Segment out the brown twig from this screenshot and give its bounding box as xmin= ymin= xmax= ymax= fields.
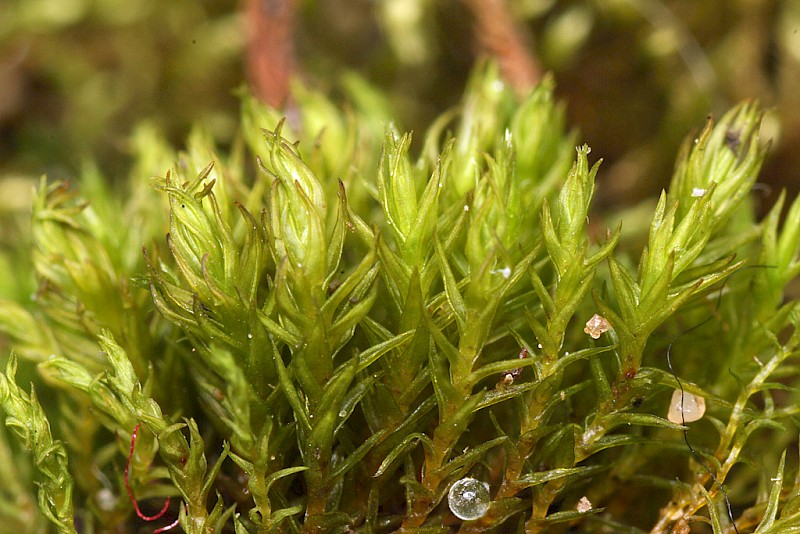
xmin=461 ymin=0 xmax=540 ymax=94
xmin=243 ymin=0 xmax=296 ymax=108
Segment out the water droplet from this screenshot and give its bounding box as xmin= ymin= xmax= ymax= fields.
xmin=448 ymin=477 xmax=490 ymax=521
xmin=338 ymin=408 xmax=347 ymax=418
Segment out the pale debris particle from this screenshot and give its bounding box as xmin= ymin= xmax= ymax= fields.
xmin=691 ymin=187 xmax=706 ymax=197
xmin=584 ymin=313 xmax=611 ymax=339
xmin=576 ymin=496 xmax=592 ymax=513
xmin=497 ymin=348 xmax=528 ymax=388
xmin=667 ymin=389 xmax=706 ymax=424
xmin=491 ymin=265 xmax=512 ymax=279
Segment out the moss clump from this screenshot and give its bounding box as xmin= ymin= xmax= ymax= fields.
xmin=1 ymin=62 xmax=799 ymax=533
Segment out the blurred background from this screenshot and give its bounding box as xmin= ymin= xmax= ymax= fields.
xmin=1 ymin=0 xmax=798 ymax=276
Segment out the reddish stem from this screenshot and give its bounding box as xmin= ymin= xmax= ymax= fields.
xmin=125 ymin=424 xmax=172 ymax=522
xmin=461 ymin=0 xmax=540 ymax=94
xmin=243 ymin=0 xmax=296 ymax=108
xmin=153 ymin=517 xmax=181 ymax=534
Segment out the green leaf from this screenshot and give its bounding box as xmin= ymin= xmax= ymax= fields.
xmin=435 ymin=236 xmax=467 ymax=330
xmin=464 ymin=355 xmax=538 ymax=388
xmin=517 ymin=465 xmax=602 ymax=489
xmin=264 ymin=466 xmax=309 ymax=494
xmin=375 ymin=433 xmax=435 ymax=478
xmin=596 ymin=412 xmax=687 ymax=433
xmin=271 ymin=339 xmax=311 ymax=435
xmin=329 ymin=429 xmax=387 ymax=480
xmin=377 ymin=129 xmax=417 ymax=244
xmin=584 ymin=434 xmax=653 ymax=455
xmin=590 ymin=355 xmax=612 ymax=403
xmin=0 ymin=356 xmax=76 ymax=533
xmin=607 ymin=256 xmax=639 ymax=324
xmin=698 ymin=484 xmax=725 ymax=534
xmin=434 ymin=437 xmax=506 ymax=480
xmin=756 ymin=450 xmax=787 ymax=532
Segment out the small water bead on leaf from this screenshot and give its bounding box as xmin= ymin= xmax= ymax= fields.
xmin=448 ymin=477 xmax=490 ymax=521
xmin=584 ymin=313 xmax=611 ymax=339
xmin=667 ymin=389 xmax=706 ymax=423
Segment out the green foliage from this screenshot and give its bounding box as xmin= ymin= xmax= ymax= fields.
xmin=0 ymin=357 xmax=74 ymax=533
xmin=2 ymin=62 xmax=800 ymax=534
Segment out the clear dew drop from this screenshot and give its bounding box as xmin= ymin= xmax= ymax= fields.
xmin=448 ymin=477 xmax=490 ymax=521
xmin=667 ymin=389 xmax=706 ymax=423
